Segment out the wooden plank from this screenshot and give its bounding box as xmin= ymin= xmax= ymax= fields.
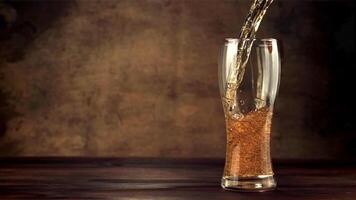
xmin=0 ymin=158 xmax=355 ymax=199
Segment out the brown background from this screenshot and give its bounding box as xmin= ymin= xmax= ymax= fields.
xmin=0 ymin=0 xmax=355 ymax=159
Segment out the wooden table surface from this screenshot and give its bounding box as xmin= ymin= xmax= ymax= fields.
xmin=0 ymin=158 xmax=355 ymax=200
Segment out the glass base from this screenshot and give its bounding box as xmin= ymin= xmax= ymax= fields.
xmin=221 ymin=175 xmax=276 ymax=192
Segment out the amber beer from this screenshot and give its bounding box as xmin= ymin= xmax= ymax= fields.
xmin=223 ymin=107 xmax=273 ymax=177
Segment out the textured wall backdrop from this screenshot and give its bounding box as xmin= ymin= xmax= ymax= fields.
xmin=0 ymin=0 xmax=355 ymax=159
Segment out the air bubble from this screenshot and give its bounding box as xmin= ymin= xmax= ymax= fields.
xmin=239 ymin=100 xmax=245 ymax=105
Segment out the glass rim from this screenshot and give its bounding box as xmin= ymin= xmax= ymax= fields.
xmin=224 ymin=38 xmax=277 ymax=43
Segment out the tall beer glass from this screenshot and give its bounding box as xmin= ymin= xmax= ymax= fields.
xmin=219 ymin=38 xmax=281 ymax=191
